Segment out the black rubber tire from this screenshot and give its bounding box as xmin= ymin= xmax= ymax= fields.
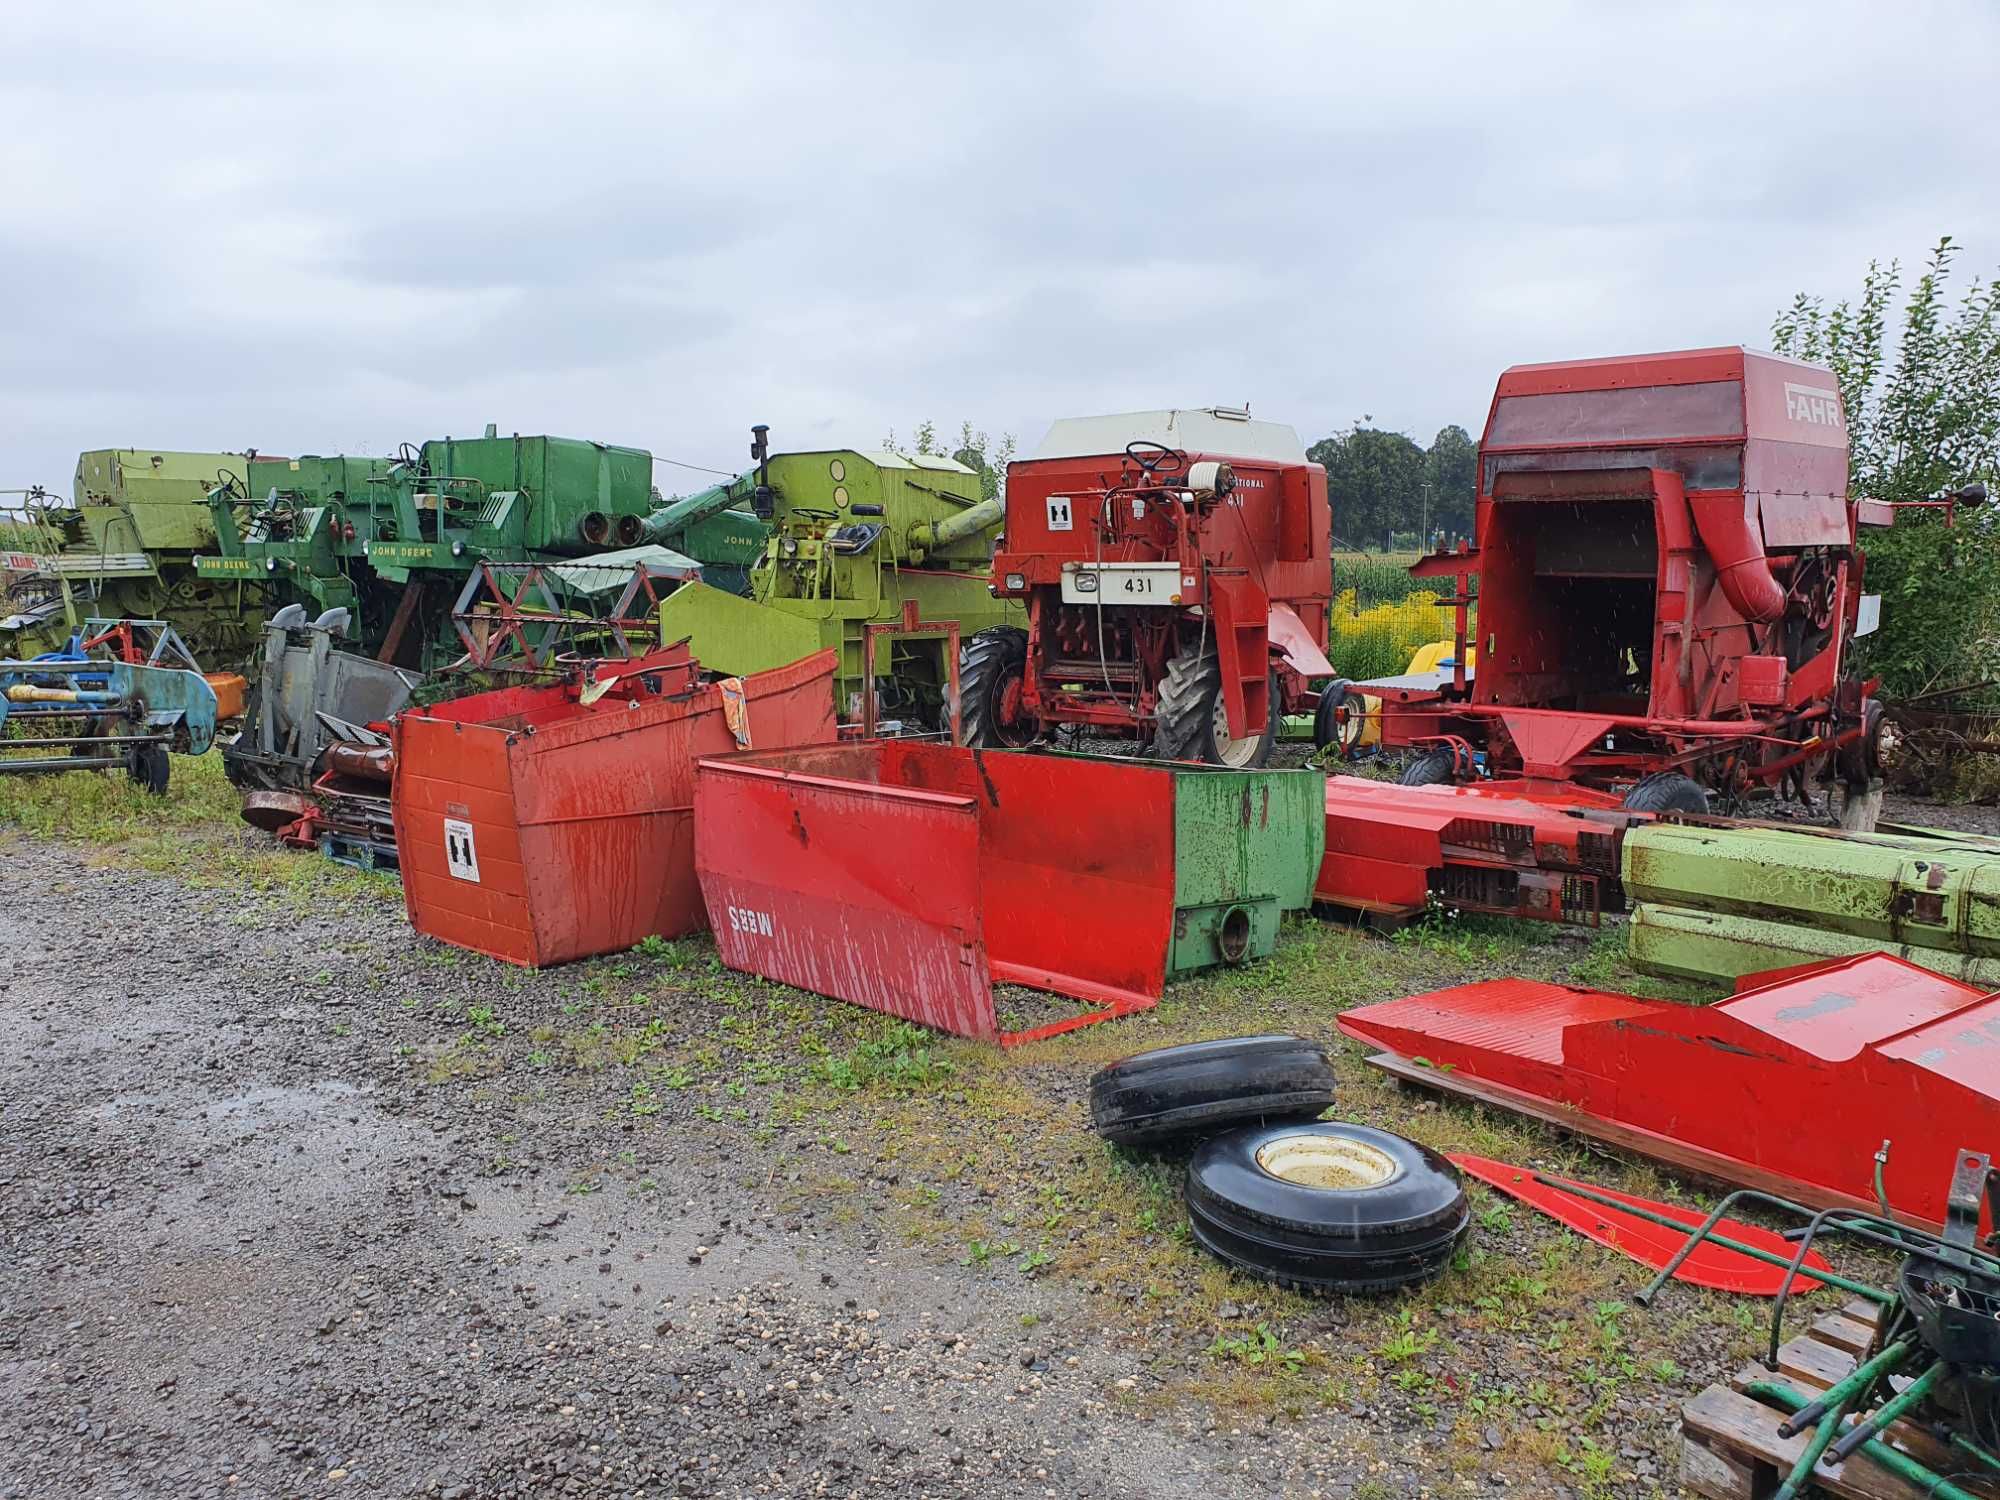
xmin=958 ymin=626 xmax=1035 ymax=748
xmin=1398 ymin=748 xmax=1457 ymax=786
xmin=126 ymin=743 xmax=171 ymax=796
xmin=1621 ymin=771 xmax=1709 ymax=814
xmin=1184 ymin=1121 xmax=1470 ymax=1294
xmin=1836 ymin=698 xmax=1887 ymax=788
xmin=1089 ymin=1035 xmax=1336 ymax=1147
xmin=1152 ymin=649 xmax=1275 ymax=768
xmin=1311 ymin=679 xmax=1355 ymax=756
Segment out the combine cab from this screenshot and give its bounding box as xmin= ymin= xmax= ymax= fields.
xmin=963 ymin=408 xmax=1333 ymax=766
xmin=1373 ymin=348 xmax=1894 ymax=819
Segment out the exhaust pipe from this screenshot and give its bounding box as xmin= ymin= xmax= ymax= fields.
xmin=580 ymin=511 xmax=611 ymax=547
xmin=614 ymin=514 xmax=643 ymax=547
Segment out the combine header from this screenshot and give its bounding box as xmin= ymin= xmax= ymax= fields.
xmin=963 ymin=408 xmax=1333 ymax=766
xmin=1373 ymin=349 xmax=1894 ymax=821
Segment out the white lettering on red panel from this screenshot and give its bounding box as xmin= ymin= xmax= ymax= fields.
xmin=1783 ymin=383 xmax=1844 ymax=429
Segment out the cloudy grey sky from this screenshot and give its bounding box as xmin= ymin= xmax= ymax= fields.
xmin=5 ymin=0 xmax=1996 ymax=492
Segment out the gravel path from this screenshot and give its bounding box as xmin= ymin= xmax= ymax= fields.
xmin=0 ymin=841 xmax=1366 ymax=1500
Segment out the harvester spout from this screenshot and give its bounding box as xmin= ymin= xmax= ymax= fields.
xmin=908 ymin=497 xmax=1002 ymax=556
xmin=1688 ymin=493 xmax=1786 ymax=622
xmin=637 ymin=480 xmax=742 ymax=545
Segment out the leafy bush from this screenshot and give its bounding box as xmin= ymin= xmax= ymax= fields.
xmin=1328 ymin=588 xmax=1458 ymax=682
xmin=1774 ymin=236 xmax=2000 ymax=703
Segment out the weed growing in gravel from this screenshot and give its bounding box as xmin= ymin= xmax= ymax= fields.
xmin=1208 ymin=1324 xmax=1306 ymax=1373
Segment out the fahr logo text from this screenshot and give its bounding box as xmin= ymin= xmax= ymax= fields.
xmin=1783 ymin=383 xmax=1844 ymax=429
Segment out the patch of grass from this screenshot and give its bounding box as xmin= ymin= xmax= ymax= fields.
xmin=0 ymin=751 xmax=400 ymax=912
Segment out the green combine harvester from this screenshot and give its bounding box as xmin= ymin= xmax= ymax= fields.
xmin=197 ymin=427 xmax=765 ymax=669
xmin=3 ymin=448 xmax=263 ymax=663
xmin=656 ymin=426 xmax=1024 ymax=724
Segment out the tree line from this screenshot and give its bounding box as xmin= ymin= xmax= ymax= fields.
xmin=1307 ymin=423 xmax=1475 ymax=552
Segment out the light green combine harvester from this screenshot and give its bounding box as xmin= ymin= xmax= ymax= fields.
xmin=3 ymin=448 xmax=260 ymax=662
xmin=656 ymin=427 xmax=1024 ymax=724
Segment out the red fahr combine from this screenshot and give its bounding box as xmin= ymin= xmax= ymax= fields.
xmin=1368 ymin=347 xmax=1905 ymax=821
xmin=959 ymin=408 xmax=1334 ymax=766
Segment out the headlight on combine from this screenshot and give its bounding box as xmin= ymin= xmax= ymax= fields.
xmin=781 ymin=537 xmax=800 ymax=558
xmin=1004 ymin=572 xmax=1025 ymax=591
xmin=1073 ymin=572 xmax=1098 ymax=593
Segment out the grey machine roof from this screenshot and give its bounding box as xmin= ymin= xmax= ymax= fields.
xmin=1031 ymin=407 xmax=1308 ymax=464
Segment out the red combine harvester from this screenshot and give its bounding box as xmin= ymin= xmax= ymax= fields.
xmin=960 ymin=408 xmax=1333 ymax=766
xmin=1369 ymin=348 xmax=1894 ymax=821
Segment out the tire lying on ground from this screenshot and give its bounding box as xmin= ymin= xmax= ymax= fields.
xmin=1088 ymin=1035 xmax=1336 ymax=1147
xmin=1184 ymin=1120 xmax=1469 ymax=1293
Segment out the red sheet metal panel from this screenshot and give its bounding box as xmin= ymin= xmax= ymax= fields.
xmin=395 ymin=647 xmax=836 ymax=967
xmin=1449 ymin=1154 xmax=1832 ymax=1295
xmin=1342 ymin=952 xmax=2000 ymax=1229
xmin=692 ymin=742 xmax=1182 ymax=1044
xmin=696 ymin=764 xmax=996 ymax=1038
xmin=1316 ymin=775 xmax=1635 ymax=924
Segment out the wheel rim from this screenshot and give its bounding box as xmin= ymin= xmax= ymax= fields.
xmin=1210 ymin=692 xmax=1263 ymax=768
xmin=1255 ymin=1134 xmax=1400 ymax=1191
xmin=993 ymin=670 xmax=1034 ymax=747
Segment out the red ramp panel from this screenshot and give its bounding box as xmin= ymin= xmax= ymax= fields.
xmin=394 ymin=647 xmax=836 ymax=967
xmin=695 ymin=757 xmax=999 ymax=1040
xmin=692 ymin=743 xmax=1186 ymax=1046
xmin=1340 ymin=952 xmax=2000 ymax=1229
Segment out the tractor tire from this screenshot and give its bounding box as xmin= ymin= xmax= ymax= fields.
xmin=1089 ymin=1035 xmax=1336 ymax=1148
xmin=1398 ymin=748 xmax=1457 ymax=787
xmin=1312 ymin=679 xmax=1356 ymax=757
xmin=958 ymin=627 xmax=1035 ymax=749
xmin=1621 ymin=772 xmax=1709 ymax=815
xmin=1184 ymin=1121 xmax=1470 ymax=1294
xmin=127 ymin=742 xmax=171 ymax=796
xmin=1153 ymin=649 xmax=1275 ymax=769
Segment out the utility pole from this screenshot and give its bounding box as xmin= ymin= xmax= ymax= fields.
xmin=1420 ymin=483 xmax=1432 ymax=552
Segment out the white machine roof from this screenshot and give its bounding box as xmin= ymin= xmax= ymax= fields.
xmin=1031 ymin=408 xmax=1307 ymax=464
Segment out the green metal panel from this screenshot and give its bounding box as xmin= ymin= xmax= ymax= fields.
xmin=1622 ymin=821 xmax=2000 ymax=958
xmin=681 ymin=509 xmax=766 ymax=570
xmin=1166 ymin=766 xmax=1326 ymax=976
xmin=1628 ymin=901 xmax=2000 ymax=989
xmin=656 ymin=580 xmax=829 ymax=678
xmin=74 ymin=449 xmax=245 ymax=506
xmin=418 ymin=434 xmax=653 ymax=551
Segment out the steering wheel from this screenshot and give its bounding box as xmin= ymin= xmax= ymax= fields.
xmin=1125 ymin=441 xmax=1186 ymax=477
xmin=787 ymin=506 xmax=840 ymax=519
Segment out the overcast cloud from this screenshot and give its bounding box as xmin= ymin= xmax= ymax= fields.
xmin=4 ymin=0 xmax=1996 ymax=491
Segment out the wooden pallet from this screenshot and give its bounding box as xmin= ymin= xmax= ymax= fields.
xmin=1681 ymin=1298 xmax=2000 ymax=1499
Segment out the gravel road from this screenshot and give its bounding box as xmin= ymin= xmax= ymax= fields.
xmin=0 ymin=840 xmax=1388 ymax=1500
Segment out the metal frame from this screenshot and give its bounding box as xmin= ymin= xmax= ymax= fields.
xmin=860 ymin=600 xmax=961 ymax=741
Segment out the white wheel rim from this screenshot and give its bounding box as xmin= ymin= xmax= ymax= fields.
xmin=1211 ymin=692 xmax=1261 ymax=768
xmin=1255 ymin=1134 xmax=1400 ymax=1190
